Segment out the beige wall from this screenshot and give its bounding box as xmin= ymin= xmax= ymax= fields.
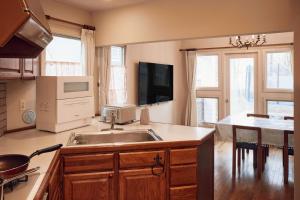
xmin=6 ymin=80 xmax=36 ymax=130
xmin=92 ymin=0 xmax=293 ymax=46
xmin=6 ymin=0 xmax=94 ymax=130
xmin=126 ymin=41 xmax=186 ymax=124
xmin=41 ymin=0 xmax=93 ymax=38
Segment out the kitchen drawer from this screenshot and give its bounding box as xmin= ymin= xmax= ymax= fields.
xmin=170 ymin=185 xmax=197 ymax=200
xmin=119 ymin=151 xmax=165 ymax=169
xmin=57 ymin=97 xmax=94 ymax=123
xmin=64 ymin=153 xmax=114 ymax=173
xmin=170 ymin=148 xmax=197 ymax=165
xmin=170 ymin=164 xmax=197 ymax=186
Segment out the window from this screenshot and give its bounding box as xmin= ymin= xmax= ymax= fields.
xmin=45 ymin=36 xmax=83 ymax=76
xmin=109 ymin=46 xmax=127 ymax=105
xmin=196 ymin=55 xmax=219 ymax=88
xmin=266 ymin=51 xmax=293 ymax=90
xmin=196 ymin=98 xmax=218 ymax=124
xmin=229 ymin=57 xmax=255 ymax=115
xmin=267 ymin=100 xmax=294 ymax=118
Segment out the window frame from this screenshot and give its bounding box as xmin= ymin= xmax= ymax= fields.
xmin=110 ymin=46 xmax=126 ymax=67
xmin=195 ymin=52 xmax=221 ymax=91
xmin=43 ymin=34 xmax=83 ymax=76
xmin=265 ymin=99 xmax=294 ymax=117
xmin=262 ymin=47 xmax=294 ymax=93
xmin=196 ymin=96 xmax=220 ymax=125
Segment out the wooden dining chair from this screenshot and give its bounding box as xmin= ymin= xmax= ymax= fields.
xmin=283 ymin=116 xmax=294 ymax=184
xmin=242 ymin=114 xmax=270 ymax=161
xmin=232 ymin=125 xmax=263 ymax=179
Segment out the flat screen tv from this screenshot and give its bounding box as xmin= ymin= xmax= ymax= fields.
xmin=138 ymin=62 xmax=173 ymax=105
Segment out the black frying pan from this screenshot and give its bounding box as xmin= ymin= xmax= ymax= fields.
xmin=0 ymin=144 xmax=62 ymax=179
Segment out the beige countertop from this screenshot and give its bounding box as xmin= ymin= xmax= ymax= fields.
xmin=0 ymin=119 xmax=215 ymax=200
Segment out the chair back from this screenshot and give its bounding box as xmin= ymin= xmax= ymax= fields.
xmin=247 ymin=113 xmax=269 ymax=118
xmin=232 ymin=125 xmax=262 ymax=146
xmin=284 ymin=116 xmax=294 ymax=120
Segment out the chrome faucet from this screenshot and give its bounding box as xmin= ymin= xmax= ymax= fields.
xmin=101 ymin=111 xmax=123 ymax=131
xmin=110 ymin=112 xmax=116 ymax=130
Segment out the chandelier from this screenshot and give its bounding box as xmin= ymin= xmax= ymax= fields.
xmin=229 ymin=34 xmax=266 ymax=49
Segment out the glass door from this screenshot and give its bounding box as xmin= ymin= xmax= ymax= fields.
xmin=225 ymin=53 xmax=257 ymax=116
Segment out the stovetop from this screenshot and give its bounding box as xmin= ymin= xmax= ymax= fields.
xmin=3 ymin=175 xmax=28 ymax=193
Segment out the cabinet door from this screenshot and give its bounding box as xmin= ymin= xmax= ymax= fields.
xmin=22 ymin=57 xmax=39 ymax=78
xmin=119 ymin=168 xmax=166 ymax=200
xmin=0 ymin=58 xmax=21 ymax=79
xmin=64 ymin=172 xmax=114 ymax=200
xmin=48 ymin=160 xmax=62 ymax=200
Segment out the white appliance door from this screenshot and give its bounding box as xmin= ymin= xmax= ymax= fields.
xmin=56 ymin=76 xmax=93 ymax=99
xmin=57 ymin=97 xmax=94 ymax=123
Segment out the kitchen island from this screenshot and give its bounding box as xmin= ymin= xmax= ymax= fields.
xmin=0 ymin=120 xmax=214 ymax=200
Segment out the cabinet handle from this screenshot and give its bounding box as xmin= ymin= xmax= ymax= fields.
xmin=151 ymin=154 xmax=164 ymax=176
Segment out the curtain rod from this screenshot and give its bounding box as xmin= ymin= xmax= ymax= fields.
xmin=179 ymin=43 xmax=294 ymax=52
xmin=45 ymin=15 xmax=96 ymax=31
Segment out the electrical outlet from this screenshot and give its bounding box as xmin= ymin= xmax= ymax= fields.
xmin=20 ymin=100 xmax=25 ymax=111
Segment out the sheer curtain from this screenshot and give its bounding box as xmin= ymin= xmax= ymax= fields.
xmin=98 ymin=47 xmax=111 ymax=110
xmin=109 ymin=65 xmax=127 ymax=105
xmin=98 ymin=46 xmax=127 ymax=110
xmin=81 ymin=29 xmax=95 ymax=76
xmin=45 ymin=61 xmax=83 ymax=76
xmin=108 ymin=46 xmax=127 ymax=105
xmin=184 ymin=51 xmax=198 ymax=126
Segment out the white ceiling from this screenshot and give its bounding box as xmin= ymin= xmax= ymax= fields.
xmin=55 ymin=0 xmax=150 ymax=11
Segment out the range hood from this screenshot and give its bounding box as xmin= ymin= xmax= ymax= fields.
xmin=0 ymin=0 xmax=53 ymax=58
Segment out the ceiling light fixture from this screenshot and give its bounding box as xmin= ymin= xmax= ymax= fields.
xmin=229 ymin=34 xmax=266 ymax=49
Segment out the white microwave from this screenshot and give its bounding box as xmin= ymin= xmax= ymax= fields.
xmin=37 ymin=76 xmax=93 ymax=100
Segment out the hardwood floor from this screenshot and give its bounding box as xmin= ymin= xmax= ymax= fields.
xmin=214 ymin=141 xmax=294 ymax=200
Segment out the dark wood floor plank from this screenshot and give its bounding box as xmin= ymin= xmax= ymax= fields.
xmin=215 ymin=141 xmax=294 ymax=200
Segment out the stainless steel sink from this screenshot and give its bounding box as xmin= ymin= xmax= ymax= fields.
xmin=67 ymin=129 xmax=162 ymax=146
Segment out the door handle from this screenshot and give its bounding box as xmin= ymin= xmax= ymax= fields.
xmin=225 ymin=99 xmax=229 ymax=103
xmin=151 ymin=154 xmax=164 ymax=176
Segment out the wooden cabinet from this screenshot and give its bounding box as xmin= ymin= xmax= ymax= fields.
xmin=169 ymin=148 xmax=198 ymax=199
xmin=58 ymin=133 xmax=214 ymax=200
xmin=119 ymin=168 xmax=166 ymax=200
xmin=34 ymin=151 xmax=63 ymax=200
xmin=22 ymin=57 xmax=39 ymax=78
xmin=170 ymin=185 xmax=197 ymax=200
xmin=64 ymin=153 xmax=114 ymax=174
xmin=64 ymin=172 xmax=115 ymax=200
xmin=0 ymin=58 xmax=21 ymax=79
xmin=119 ymin=151 xmax=165 ymax=169
xmin=48 ymin=160 xmax=62 ymax=200
xmin=0 ymin=57 xmax=39 ymax=79
xmin=63 ymin=153 xmax=115 ymax=200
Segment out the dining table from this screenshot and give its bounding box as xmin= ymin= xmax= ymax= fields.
xmin=216 ymin=113 xmax=294 ymax=147
xmin=216 ymin=113 xmax=294 ymax=180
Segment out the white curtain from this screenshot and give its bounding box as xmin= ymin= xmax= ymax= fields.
xmin=45 ymin=61 xmax=83 ymax=76
xmin=108 ymin=46 xmax=127 ymax=105
xmin=98 ymin=47 xmax=111 ymax=110
xmin=81 ymin=29 xmax=95 ymax=76
xmin=184 ymin=51 xmax=198 ymax=126
xmin=109 ymin=64 xmax=127 ymax=105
